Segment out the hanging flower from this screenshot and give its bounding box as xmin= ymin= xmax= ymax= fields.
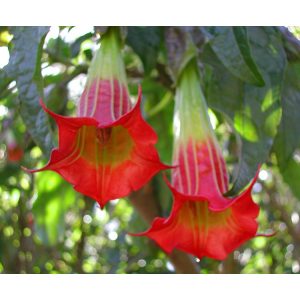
xmin=135 ymin=61 xmax=260 ymax=260
xmin=25 ymin=27 xmax=168 ymax=208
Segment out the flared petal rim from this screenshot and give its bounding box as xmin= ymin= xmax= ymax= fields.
xmin=24 ymin=86 xmax=170 ymax=207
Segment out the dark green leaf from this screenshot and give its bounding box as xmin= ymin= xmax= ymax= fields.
xmin=47 ymin=36 xmax=71 ymax=61
xmin=208 ymin=26 xmax=265 ymax=86
xmin=273 ymin=62 xmax=300 ymax=200
xmin=233 ymin=27 xmax=265 ymax=86
xmin=203 ymin=27 xmax=286 ymax=195
xmin=5 ymin=26 xmax=53 ymax=156
xmin=70 ymin=32 xmax=93 ymax=58
xmin=126 ymin=27 xmax=162 ymax=74
xmin=274 ymin=62 xmax=300 ymax=168
xmin=280 ymin=157 xmax=300 ymax=200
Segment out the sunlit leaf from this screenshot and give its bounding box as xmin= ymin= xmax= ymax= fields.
xmin=33 ymin=172 xmax=76 ymax=246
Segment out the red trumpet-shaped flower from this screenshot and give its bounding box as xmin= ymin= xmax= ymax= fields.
xmin=135 ymin=61 xmax=260 ymax=260
xmin=26 ymin=27 xmax=168 ymax=208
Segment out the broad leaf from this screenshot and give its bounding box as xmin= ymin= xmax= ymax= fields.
xmin=274 ymin=62 xmax=300 ymax=168
xmin=5 ymin=26 xmax=53 ymax=156
xmin=47 ymin=36 xmax=71 ymax=61
xmin=280 ymin=157 xmax=300 ymax=201
xmin=273 ymin=62 xmax=300 ymax=200
xmin=33 ymin=172 xmax=76 ymax=246
xmin=126 ymin=27 xmax=162 ymax=74
xmin=280 ymin=157 xmax=300 ymax=200
xmin=207 ymin=26 xmax=265 ymax=86
xmin=203 ymin=27 xmax=286 ymax=195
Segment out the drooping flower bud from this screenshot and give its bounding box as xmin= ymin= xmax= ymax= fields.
xmin=77 ymin=27 xmax=131 ymax=124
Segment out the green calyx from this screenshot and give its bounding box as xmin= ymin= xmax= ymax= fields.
xmin=86 ymin=27 xmax=128 ymax=86
xmin=173 ymin=59 xmax=215 ymax=143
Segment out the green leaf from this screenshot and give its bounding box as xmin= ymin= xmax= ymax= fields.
xmin=5 ymin=26 xmax=53 ymax=156
xmin=33 ymin=172 xmax=76 ymax=246
xmin=274 ymin=62 xmax=300 ymax=168
xmin=70 ymin=32 xmax=93 ymax=58
xmin=126 ymin=27 xmax=162 ymax=74
xmin=280 ymin=157 xmax=300 ymax=201
xmin=208 ymin=26 xmax=265 ymax=86
xmin=273 ymin=62 xmax=300 ymax=200
xmin=203 ymin=27 xmax=286 ymax=195
xmin=47 ymin=36 xmax=71 ymax=61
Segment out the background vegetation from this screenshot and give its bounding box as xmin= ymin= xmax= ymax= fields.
xmin=1 ymin=26 xmax=300 ymax=274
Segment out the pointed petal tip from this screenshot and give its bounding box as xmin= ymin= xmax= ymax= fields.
xmin=21 ymin=165 xmax=34 ymax=173
xmin=39 ymin=98 xmax=46 ymax=108
xmin=38 ymin=98 xmax=61 ymax=120
xmin=138 ymin=85 xmax=142 ymax=97
xmin=127 ymin=231 xmax=144 ymax=237
xmin=159 ymin=162 xmax=174 ymax=171
xmin=21 ymin=165 xmax=46 ymax=174
xmin=39 ymin=98 xmax=54 ymax=116
xmin=256 ymin=230 xmax=277 ymax=238
xmin=97 ymin=201 xmax=106 ymax=210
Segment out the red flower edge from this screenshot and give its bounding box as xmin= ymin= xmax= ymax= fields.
xmin=132 ymin=171 xmax=260 ymax=260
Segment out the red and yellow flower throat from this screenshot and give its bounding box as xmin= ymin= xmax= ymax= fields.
xmin=48 ymin=124 xmax=133 ymax=169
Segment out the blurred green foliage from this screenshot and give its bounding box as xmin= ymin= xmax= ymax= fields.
xmin=1 ymin=26 xmax=300 ymax=274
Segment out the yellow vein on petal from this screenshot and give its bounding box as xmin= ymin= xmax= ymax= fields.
xmin=118 ymin=78 xmax=122 ymax=117
xmin=183 ymin=141 xmax=192 ymax=195
xmin=173 ymin=148 xmax=183 ymax=193
xmin=205 ymin=133 xmax=223 ymax=196
xmin=194 ymin=203 xmax=200 ymax=254
xmin=47 ymin=126 xmax=86 ymax=170
xmin=109 ymin=76 xmax=114 ymax=122
xmin=191 ymin=138 xmax=199 ymax=195
xmin=211 ymin=137 xmax=227 ymax=194
xmin=90 ymin=71 xmax=101 ymax=118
